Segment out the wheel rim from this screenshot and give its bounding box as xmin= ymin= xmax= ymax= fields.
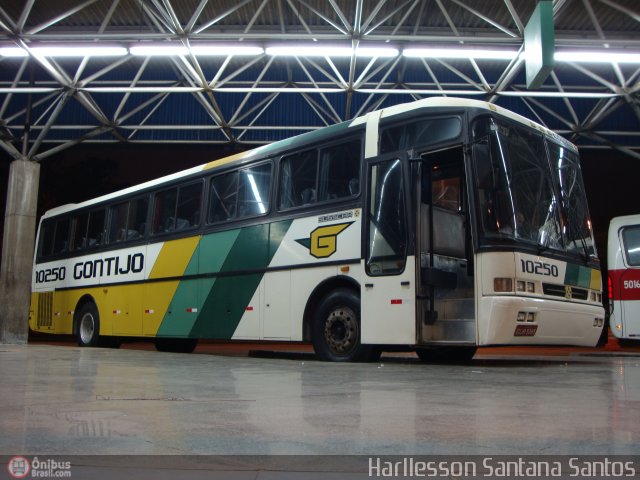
xmin=323 ymin=306 xmax=358 ymax=355
xmin=79 ymin=312 xmax=95 ymax=344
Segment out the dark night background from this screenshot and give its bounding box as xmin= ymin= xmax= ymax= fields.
xmin=0 ymin=143 xmax=636 ymax=275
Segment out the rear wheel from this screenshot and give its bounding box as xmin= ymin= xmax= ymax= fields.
xmin=154 ymin=338 xmax=198 ymax=354
xmin=416 ymin=346 xmax=477 ymax=363
xmin=76 ymin=302 xmax=101 ymax=347
xmin=312 ymin=289 xmax=379 ymax=362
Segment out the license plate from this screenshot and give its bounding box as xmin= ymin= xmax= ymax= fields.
xmin=514 ymin=324 xmax=538 ymax=336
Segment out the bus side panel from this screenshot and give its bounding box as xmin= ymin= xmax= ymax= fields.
xmin=109 ymin=284 xmax=145 ymax=336
xmin=609 ymin=268 xmax=640 ymax=338
xmin=145 ymin=237 xmax=200 ymax=337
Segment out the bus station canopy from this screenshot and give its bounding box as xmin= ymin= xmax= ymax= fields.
xmin=0 ymin=0 xmax=639 ymax=161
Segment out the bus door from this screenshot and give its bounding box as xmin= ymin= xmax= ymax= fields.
xmin=361 ymin=156 xmax=416 ymax=345
xmin=415 ymin=146 xmax=476 ymax=344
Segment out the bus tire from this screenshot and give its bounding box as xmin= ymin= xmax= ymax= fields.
xmin=416 ymin=346 xmax=477 ymax=363
xmin=312 ymin=289 xmax=378 ymax=362
xmin=154 ymin=338 xmax=198 ymax=354
xmin=76 ymin=302 xmax=101 ymax=347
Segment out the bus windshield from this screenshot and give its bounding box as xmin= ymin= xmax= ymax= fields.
xmin=472 ymin=116 xmax=596 ymax=259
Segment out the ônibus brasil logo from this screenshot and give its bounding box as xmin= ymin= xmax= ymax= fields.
xmin=7 ymin=457 xmax=30 ymax=479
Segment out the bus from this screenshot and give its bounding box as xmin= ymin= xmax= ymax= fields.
xmin=29 ymin=97 xmax=605 ymax=361
xmin=608 ymin=214 xmax=640 ymax=340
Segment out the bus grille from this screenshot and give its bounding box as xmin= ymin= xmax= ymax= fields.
xmin=37 ymin=292 xmax=53 ymax=328
xmin=542 ymin=283 xmax=589 ymax=301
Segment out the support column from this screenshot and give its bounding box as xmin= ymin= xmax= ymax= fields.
xmin=0 ymin=159 xmax=40 ymax=344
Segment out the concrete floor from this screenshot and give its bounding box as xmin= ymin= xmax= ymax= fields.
xmin=1 ymin=343 xmax=639 ymax=477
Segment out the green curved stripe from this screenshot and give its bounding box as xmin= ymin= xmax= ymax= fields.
xmin=157 ymin=220 xmax=292 ymax=339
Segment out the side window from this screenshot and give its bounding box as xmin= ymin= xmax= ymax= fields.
xmin=176 ymin=183 xmax=202 ymax=230
xmin=152 ymin=188 xmax=177 ymax=234
xmin=153 ymin=183 xmax=202 ymax=234
xmin=279 ymin=150 xmax=317 ymax=209
xmin=71 ymin=213 xmax=89 ymax=251
xmin=622 ymin=226 xmax=640 ymax=267
xmin=279 ymin=139 xmax=361 ymax=210
xmin=86 ymin=209 xmax=106 ymax=248
xmin=367 ymin=159 xmax=407 ymax=276
xmin=380 ymin=117 xmax=462 ymax=154
xmin=52 ymin=218 xmax=70 ymax=255
xmin=38 ymin=221 xmax=55 ymax=258
xmin=127 ymin=196 xmax=149 ymax=240
xmin=318 ymin=140 xmax=361 ymax=201
xmin=238 ymin=164 xmax=271 ymax=217
xmin=208 ymin=171 xmax=238 ymax=223
xmin=108 ymin=202 xmax=129 ymax=244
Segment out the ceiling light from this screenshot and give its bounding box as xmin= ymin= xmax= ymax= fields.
xmin=131 ymin=44 xmax=264 ymax=57
xmin=31 ymin=46 xmax=127 ymax=57
xmin=0 ymin=47 xmax=27 ymax=57
xmin=190 ymin=45 xmax=263 ymax=56
xmin=266 ymin=45 xmax=398 ymax=57
xmin=403 ymin=48 xmax=519 ymax=60
xmin=554 ymin=50 xmax=640 ymax=64
xmin=130 ymin=45 xmax=189 ymax=56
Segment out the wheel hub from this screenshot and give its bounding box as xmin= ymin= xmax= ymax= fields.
xmin=79 ymin=313 xmax=95 ymax=344
xmin=324 ymin=306 xmax=357 ymax=354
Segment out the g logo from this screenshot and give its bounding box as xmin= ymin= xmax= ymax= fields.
xmin=296 ymin=222 xmax=353 ymax=259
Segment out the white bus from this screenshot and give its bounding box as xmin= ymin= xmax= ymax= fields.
xmin=608 ymin=214 xmax=640 ymax=339
xmin=29 ymin=98 xmax=605 ymax=361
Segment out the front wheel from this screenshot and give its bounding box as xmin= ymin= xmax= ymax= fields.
xmin=76 ymin=302 xmax=101 ymax=347
xmin=312 ymin=289 xmax=379 ymax=362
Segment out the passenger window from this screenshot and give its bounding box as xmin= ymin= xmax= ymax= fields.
xmin=71 ymin=213 xmax=89 ymax=251
xmin=127 ymin=196 xmax=149 ymax=240
xmin=237 ymin=164 xmax=271 ymax=217
xmin=279 ymin=150 xmax=317 ymax=209
xmin=86 ymin=209 xmax=106 ymax=248
xmin=622 ymin=226 xmax=640 ymax=266
xmin=176 ymin=183 xmax=202 ymax=230
xmin=152 ymin=188 xmax=177 ymax=234
xmin=318 ymin=140 xmax=361 ymax=201
xmin=208 ymin=171 xmax=238 ymax=223
xmin=108 ymin=202 xmax=129 ymax=244
xmin=52 ymin=218 xmax=70 ymax=255
xmin=38 ymin=221 xmax=55 ymax=257
xmin=279 ymin=139 xmax=361 ymax=210
xmin=153 ymin=184 xmax=201 ymax=234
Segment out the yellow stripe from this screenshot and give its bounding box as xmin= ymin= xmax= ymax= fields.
xmin=149 ymin=236 xmax=200 ymax=279
xmin=142 ymin=281 xmax=181 ymax=336
xmin=144 ymin=236 xmax=201 ymax=336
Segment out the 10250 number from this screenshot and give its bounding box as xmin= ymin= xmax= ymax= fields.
xmin=520 ymin=259 xmax=559 ymax=277
xmin=34 ymin=266 xmax=66 ymax=284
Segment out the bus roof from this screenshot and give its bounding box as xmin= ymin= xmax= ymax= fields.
xmin=42 ymin=97 xmax=576 ymax=219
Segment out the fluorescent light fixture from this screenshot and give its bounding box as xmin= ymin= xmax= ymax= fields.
xmin=1 ymin=45 xmax=127 ymax=57
xmin=31 ymin=46 xmax=128 ymax=57
xmin=0 ymin=47 xmax=27 ymax=57
xmin=554 ymin=50 xmax=640 ymax=64
xmin=403 ymin=48 xmax=518 ymax=60
xmin=130 ymin=45 xmax=189 ymax=56
xmin=190 ymin=45 xmax=263 ymax=56
xmin=131 ymin=44 xmax=263 ymax=57
xmin=266 ymin=45 xmax=398 ymax=57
